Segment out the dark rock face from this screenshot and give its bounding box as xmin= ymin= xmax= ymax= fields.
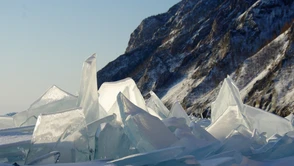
xmin=97 ymin=0 xmax=294 ymax=117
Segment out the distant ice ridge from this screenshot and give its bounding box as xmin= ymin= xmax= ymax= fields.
xmin=0 ymin=54 xmax=294 ymax=166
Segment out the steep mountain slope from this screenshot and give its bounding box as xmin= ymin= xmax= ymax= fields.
xmin=97 ymin=0 xmax=294 ymax=117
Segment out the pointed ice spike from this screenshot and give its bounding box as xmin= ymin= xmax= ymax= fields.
xmin=117 ymin=92 xmax=178 ymax=152
xmin=29 ymin=85 xmax=76 ymax=109
xmin=210 ymin=76 xmax=243 ymax=124
xmin=146 ymin=91 xmax=170 ymax=119
xmin=25 ymin=108 xmax=90 ymax=164
xmin=13 ymin=85 xmax=78 ymax=127
xmin=106 ymin=86 xmax=132 ymax=123
xmin=168 ymin=101 xmax=191 ymax=125
xmin=77 ymin=54 xmax=107 ymax=124
xmin=117 ymin=92 xmax=146 ymax=123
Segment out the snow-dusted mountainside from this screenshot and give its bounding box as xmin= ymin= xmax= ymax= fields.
xmin=97 ymin=0 xmax=294 ymax=117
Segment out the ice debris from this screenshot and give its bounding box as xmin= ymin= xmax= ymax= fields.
xmin=25 ymin=108 xmax=90 ymax=164
xmin=0 ymin=55 xmax=294 ymax=166
xmin=146 ymin=91 xmax=170 ymax=119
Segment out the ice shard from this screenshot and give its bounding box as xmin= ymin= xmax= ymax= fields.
xmin=146 ymin=91 xmax=170 ymax=119
xmin=13 ymin=85 xmax=77 ymax=127
xmin=210 ymin=76 xmax=292 ymax=139
xmin=190 ymin=122 xmax=217 ymax=143
xmin=87 ymin=113 xmax=116 ymax=159
xmin=146 ymin=106 xmax=163 ymax=120
xmin=25 ymin=108 xmax=90 ymax=164
xmin=212 ymin=125 xmax=254 ymax=156
xmin=211 ymin=76 xmax=243 ymax=124
xmin=12 ymin=110 xmax=30 ymax=127
xmin=99 ymin=78 xmax=147 ymax=114
xmin=29 ymin=85 xmax=76 ymax=110
xmin=251 ymin=129 xmax=267 ymax=150
xmin=172 ymin=121 xmax=216 ymax=155
xmin=117 ymin=92 xmax=178 ymax=152
xmin=87 ymin=114 xmax=116 ymax=140
xmin=168 ymin=101 xmax=191 ymax=125
xmin=77 ymin=54 xmax=107 ymax=124
xmin=103 ymin=86 xmax=135 ymax=123
xmin=162 ymin=117 xmax=187 ymax=133
xmin=95 ymin=122 xmax=135 ymax=160
xmin=162 ymin=117 xmax=216 ymax=155
xmin=191 ymin=117 xmax=211 ymax=128
xmin=105 ymin=87 xmax=164 ymax=123
xmin=207 ymin=106 xmax=249 ymax=142
xmin=172 ymin=130 xmax=213 ymax=155
xmin=243 ymin=105 xmax=293 ymax=138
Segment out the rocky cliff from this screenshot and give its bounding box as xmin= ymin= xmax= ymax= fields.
xmin=97 ymin=0 xmax=294 ymax=117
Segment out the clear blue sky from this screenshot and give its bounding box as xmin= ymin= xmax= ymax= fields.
xmin=0 ymin=0 xmax=180 ymax=114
